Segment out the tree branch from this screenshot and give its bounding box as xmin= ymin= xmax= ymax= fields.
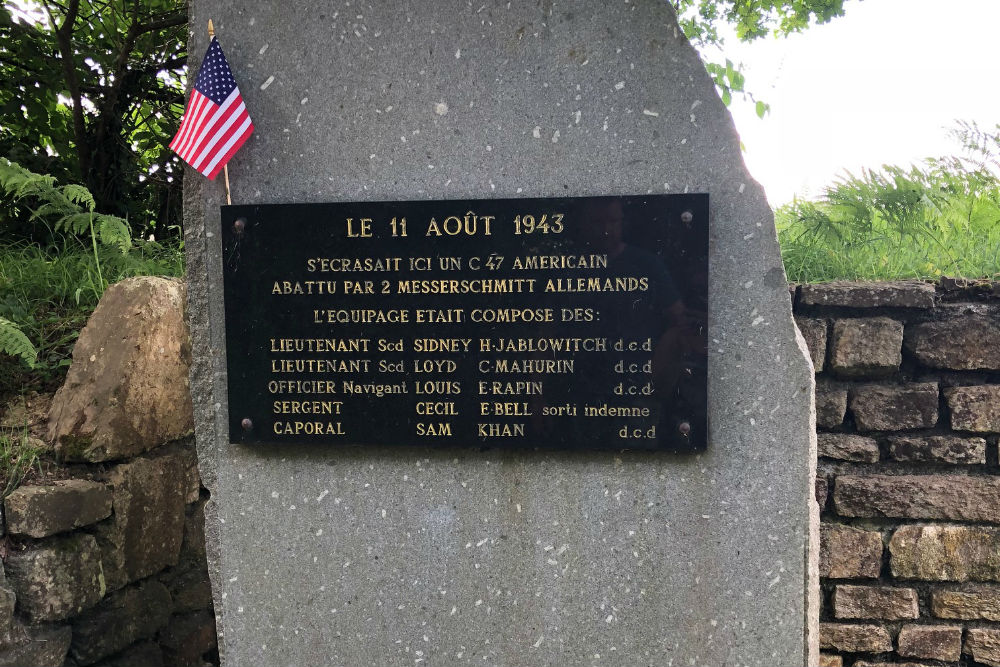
xmin=90 ymin=2 xmax=186 ymax=197
xmin=136 ymin=55 xmax=187 ymax=75
xmin=127 ymin=86 xmax=184 ymax=106
xmin=46 ymin=0 xmax=90 ymax=177
xmin=93 ymin=6 xmax=186 ymax=127
xmin=135 ymin=11 xmax=187 ymax=36
xmin=42 ymin=0 xmax=68 ymax=13
xmin=0 ymin=56 xmax=49 ymax=78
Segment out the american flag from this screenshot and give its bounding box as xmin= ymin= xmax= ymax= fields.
xmin=170 ymin=37 xmax=254 ymax=180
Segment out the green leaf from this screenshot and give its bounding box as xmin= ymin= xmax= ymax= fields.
xmin=0 ymin=0 xmax=187 ymax=242
xmin=0 ymin=317 xmax=37 ymax=368
xmin=730 ymin=69 xmax=745 ymax=92
xmin=62 ymin=184 xmax=96 ymax=211
xmin=58 ymin=212 xmax=97 ymax=235
xmin=97 ymin=214 xmax=133 ymax=253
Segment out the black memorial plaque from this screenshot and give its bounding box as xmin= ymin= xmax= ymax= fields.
xmin=221 ymin=194 xmax=708 ymax=451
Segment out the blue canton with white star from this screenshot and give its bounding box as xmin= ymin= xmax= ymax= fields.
xmin=195 ymin=37 xmax=237 ymax=105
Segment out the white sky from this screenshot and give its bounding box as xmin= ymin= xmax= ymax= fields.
xmin=716 ymin=0 xmax=1000 ymax=206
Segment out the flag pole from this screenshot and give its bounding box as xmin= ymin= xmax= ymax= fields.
xmin=207 ymin=19 xmax=232 ymax=205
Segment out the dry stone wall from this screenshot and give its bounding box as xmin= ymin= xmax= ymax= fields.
xmin=0 ymin=277 xmax=216 ymax=667
xmin=797 ymin=279 xmax=1000 ymax=667
xmin=4 ymin=272 xmax=999 ymax=666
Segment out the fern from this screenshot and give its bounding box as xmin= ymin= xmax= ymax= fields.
xmin=0 ymin=317 xmax=36 ymax=368
xmin=62 ymin=184 xmax=96 ymax=212
xmin=0 ymin=159 xmax=139 ymax=370
xmin=98 ymin=215 xmax=133 ymax=253
xmin=777 ymin=123 xmax=1000 ymax=282
xmin=951 ymin=121 xmax=1000 ymax=174
xmin=58 ymin=211 xmax=97 ymax=236
xmin=0 ymin=158 xmax=132 ymax=254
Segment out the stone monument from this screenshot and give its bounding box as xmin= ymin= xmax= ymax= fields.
xmin=185 ymin=2 xmax=818 ymax=665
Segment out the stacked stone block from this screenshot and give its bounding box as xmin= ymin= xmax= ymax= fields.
xmin=0 ymin=278 xmax=216 ymax=667
xmin=798 ymin=279 xmax=1000 ymax=667
xmin=5 ymin=272 xmax=999 ymax=666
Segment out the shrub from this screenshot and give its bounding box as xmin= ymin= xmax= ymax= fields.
xmin=0 ymin=159 xmax=183 ymax=396
xmin=778 ymin=122 xmax=1000 ymax=282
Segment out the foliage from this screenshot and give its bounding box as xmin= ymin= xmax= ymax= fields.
xmin=0 ymin=316 xmax=36 ymax=367
xmin=703 ymin=59 xmax=768 ymax=117
xmin=676 ymin=0 xmax=848 ymax=45
xmin=675 ymin=0 xmax=849 ymax=112
xmin=0 ymin=156 xmax=132 ymax=315
xmin=0 ymin=158 xmax=131 ymax=254
xmin=0 ymin=159 xmax=183 ymax=394
xmin=0 ymin=0 xmax=186 ymax=242
xmin=0 ymin=426 xmax=42 ymax=499
xmin=951 ymin=119 xmax=1000 ymax=174
xmin=778 ymin=123 xmax=1000 ymax=282
xmin=0 ymin=238 xmax=183 ymax=395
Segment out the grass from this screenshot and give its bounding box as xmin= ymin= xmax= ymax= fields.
xmin=0 ymin=237 xmax=184 ymax=398
xmin=777 ymin=182 xmax=1000 ymax=283
xmin=778 ymin=123 xmax=1000 ymax=283
xmin=0 ymin=426 xmax=42 ymax=498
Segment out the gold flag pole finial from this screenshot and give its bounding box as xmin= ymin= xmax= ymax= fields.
xmin=206 ymin=19 xmax=232 ymax=205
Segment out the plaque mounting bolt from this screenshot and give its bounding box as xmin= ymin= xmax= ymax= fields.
xmin=678 ymin=421 xmax=691 ymax=436
xmin=233 ymin=218 xmax=247 ymax=234
xmin=241 ymin=418 xmax=253 ymax=432
xmin=680 ymin=210 xmax=694 ymax=225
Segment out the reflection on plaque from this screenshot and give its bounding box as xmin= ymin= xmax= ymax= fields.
xmin=221 ymin=194 xmax=708 ymax=451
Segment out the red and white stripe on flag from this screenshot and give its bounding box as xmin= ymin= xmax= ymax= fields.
xmin=170 ymin=87 xmax=253 ymax=180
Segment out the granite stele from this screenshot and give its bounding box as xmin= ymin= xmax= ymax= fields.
xmin=185 ymin=1 xmax=819 ymax=665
